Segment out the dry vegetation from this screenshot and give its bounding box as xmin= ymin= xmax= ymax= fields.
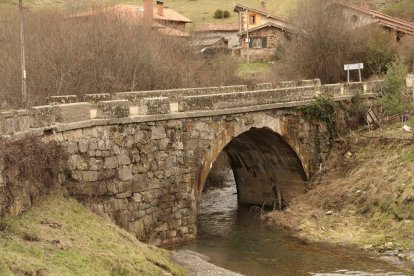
xmin=274 ymin=0 xmax=401 ymax=84
xmin=0 ymin=6 xmax=241 ymax=108
xmin=266 ymin=131 xmax=414 ymax=252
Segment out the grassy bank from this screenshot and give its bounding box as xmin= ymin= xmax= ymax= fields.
xmin=266 ymin=125 xmax=414 ymax=254
xmin=0 ymin=195 xmax=186 ymax=275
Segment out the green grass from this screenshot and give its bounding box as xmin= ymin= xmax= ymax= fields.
xmin=237 ymin=62 xmax=272 ymax=78
xmin=1 ymin=0 xmax=298 ymax=24
xmin=0 ymin=195 xmax=186 ymax=276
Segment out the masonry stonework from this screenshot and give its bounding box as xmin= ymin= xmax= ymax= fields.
xmin=240 ymin=26 xmax=287 ymax=62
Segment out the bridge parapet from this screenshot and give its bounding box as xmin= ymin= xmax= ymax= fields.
xmin=0 ymin=80 xmax=383 ymax=136
xmin=178 ymin=86 xmax=316 ymax=112
xmin=114 ymin=85 xmax=248 ymax=105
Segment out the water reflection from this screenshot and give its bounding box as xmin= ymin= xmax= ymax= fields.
xmin=176 ymin=178 xmax=411 ymax=276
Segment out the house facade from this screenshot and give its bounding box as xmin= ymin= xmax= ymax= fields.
xmin=193 ymin=23 xmax=239 ymax=48
xmin=233 ymin=2 xmax=293 ymax=62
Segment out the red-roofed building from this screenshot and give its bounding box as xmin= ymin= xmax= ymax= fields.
xmin=69 ymin=0 xmax=192 ymax=38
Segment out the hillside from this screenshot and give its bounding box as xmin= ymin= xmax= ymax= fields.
xmin=1 ymin=0 xmax=408 ymax=24
xmin=0 ymin=195 xmax=186 ymax=275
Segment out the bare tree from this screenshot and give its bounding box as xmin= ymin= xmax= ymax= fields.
xmin=276 ymin=0 xmax=397 ymax=83
xmin=0 ymin=5 xmax=241 ymax=108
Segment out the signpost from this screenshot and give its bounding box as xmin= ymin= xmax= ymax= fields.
xmin=344 ymin=63 xmax=363 ymax=83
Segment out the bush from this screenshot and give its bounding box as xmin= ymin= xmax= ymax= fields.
xmin=0 ymin=6 xmax=241 ymax=108
xmin=351 ymin=26 xmax=398 ymax=77
xmin=213 ymin=9 xmax=230 ymax=19
xmin=300 ymin=96 xmax=337 ymax=137
xmin=0 ymin=136 xmax=68 ymax=185
xmin=380 ymin=61 xmax=410 ymax=116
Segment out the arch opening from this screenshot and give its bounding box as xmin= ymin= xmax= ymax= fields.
xmin=201 ymin=127 xmax=308 ymax=209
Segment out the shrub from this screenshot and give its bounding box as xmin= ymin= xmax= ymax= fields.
xmin=213 ymin=9 xmax=230 ymax=19
xmin=0 ymin=6 xmax=241 ymax=108
xmin=0 ymin=136 xmax=68 ymax=185
xmin=380 ymin=61 xmax=410 ymax=116
xmin=213 ymin=9 xmax=223 ymax=19
xmin=300 ymin=96 xmax=337 ymax=137
xmin=351 ymin=26 xmax=398 ymax=77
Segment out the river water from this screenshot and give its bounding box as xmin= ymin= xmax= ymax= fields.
xmin=175 ymin=177 xmax=413 ymax=276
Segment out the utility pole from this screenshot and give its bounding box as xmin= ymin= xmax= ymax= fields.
xmin=19 ymin=0 xmax=27 ymax=107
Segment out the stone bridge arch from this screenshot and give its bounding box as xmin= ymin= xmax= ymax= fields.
xmin=1 ymin=79 xmax=379 ymax=246
xmin=196 ymin=113 xmax=310 ymax=208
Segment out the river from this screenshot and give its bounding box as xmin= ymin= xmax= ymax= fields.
xmin=175 ymin=174 xmax=413 ymax=276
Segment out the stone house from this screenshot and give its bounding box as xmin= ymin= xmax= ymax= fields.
xmin=237 ymin=22 xmax=292 ymax=62
xmin=193 ymin=23 xmax=239 ymax=48
xmin=233 ymin=2 xmax=293 ymax=62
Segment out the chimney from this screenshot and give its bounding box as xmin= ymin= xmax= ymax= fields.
xmin=260 ymin=1 xmax=267 ymax=12
xmin=156 ymin=0 xmax=164 ymax=17
xmin=143 ymin=0 xmax=154 ymax=21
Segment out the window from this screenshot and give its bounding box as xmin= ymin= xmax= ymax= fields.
xmin=249 ymin=37 xmax=267 ymax=49
xmin=252 ymin=38 xmax=262 ymax=48
xmin=249 ymin=15 xmax=256 ymax=24
xmin=351 ymin=15 xmax=359 ymax=23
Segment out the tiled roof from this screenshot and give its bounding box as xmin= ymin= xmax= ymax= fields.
xmin=233 ymin=3 xmax=286 ymax=22
xmin=193 ymin=23 xmax=239 ymax=32
xmin=67 ymin=5 xmax=191 ymax=37
xmin=190 ymin=36 xmax=228 ymax=47
xmin=150 ymin=6 xmax=192 ymax=23
xmin=69 ymin=4 xmax=192 ymax=24
xmin=336 ymin=1 xmax=414 ymax=35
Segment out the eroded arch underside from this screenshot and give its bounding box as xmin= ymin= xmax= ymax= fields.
xmin=223 ymin=128 xmax=307 ymax=207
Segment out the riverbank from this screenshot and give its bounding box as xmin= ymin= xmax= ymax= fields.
xmin=0 ymin=194 xmax=185 ymax=275
xmin=265 ymin=123 xmax=414 ymax=267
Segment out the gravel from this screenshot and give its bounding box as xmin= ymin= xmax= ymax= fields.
xmin=171 ymin=250 xmax=243 ymax=276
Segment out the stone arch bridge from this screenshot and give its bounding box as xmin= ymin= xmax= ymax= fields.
xmin=0 ymin=80 xmax=381 ymax=245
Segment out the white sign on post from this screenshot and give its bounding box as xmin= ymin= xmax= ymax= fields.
xmin=344 ymin=63 xmax=364 ymax=83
